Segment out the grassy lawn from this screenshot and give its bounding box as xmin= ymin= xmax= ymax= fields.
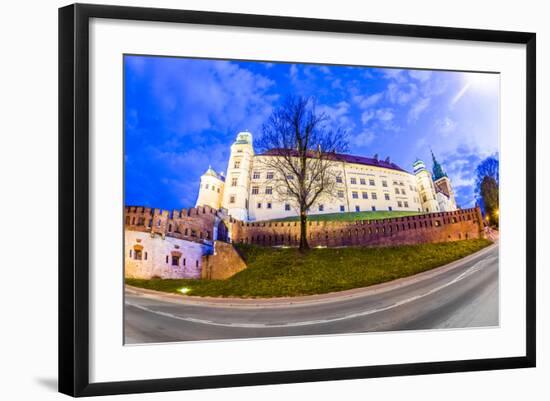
xmin=125 ymin=238 xmax=493 ymax=298
xmin=264 ymin=210 xmax=423 ymax=223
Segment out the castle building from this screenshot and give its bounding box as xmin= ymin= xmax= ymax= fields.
xmin=195 ymin=131 xmax=457 ymax=221
xmin=195 ymin=166 xmax=225 ymax=210
xmin=431 ymin=150 xmax=458 ymax=212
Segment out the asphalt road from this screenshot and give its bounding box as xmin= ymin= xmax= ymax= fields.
xmin=124 ymin=244 xmax=499 ymax=344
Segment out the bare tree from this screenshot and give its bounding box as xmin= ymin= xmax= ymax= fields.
xmin=257 ymin=96 xmax=348 ymax=251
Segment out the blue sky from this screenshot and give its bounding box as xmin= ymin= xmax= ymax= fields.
xmin=124 ymin=55 xmax=499 ymax=211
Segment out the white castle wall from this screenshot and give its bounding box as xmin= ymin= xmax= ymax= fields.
xmin=246 ymin=156 xmax=423 ymax=221
xmin=125 ymin=230 xmax=212 ymax=279
xmin=195 ymin=173 xmax=224 ymax=209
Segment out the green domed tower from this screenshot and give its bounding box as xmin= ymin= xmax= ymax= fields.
xmin=431 ymin=150 xmax=447 ymax=181
xmin=430 ymin=150 xmax=457 ymax=211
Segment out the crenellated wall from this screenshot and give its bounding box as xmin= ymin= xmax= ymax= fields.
xmin=124 ymin=205 xmax=484 ymax=280
xmin=124 ymin=204 xmax=228 ymax=244
xmin=230 ymin=207 xmax=484 ymax=248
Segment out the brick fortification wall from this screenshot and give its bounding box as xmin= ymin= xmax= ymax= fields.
xmin=125 ymin=205 xmax=228 ymax=244
xmin=202 ymin=241 xmax=248 ymax=280
xmin=230 ymin=207 xmax=484 ymax=248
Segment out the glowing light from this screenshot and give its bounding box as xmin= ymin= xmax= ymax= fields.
xmin=464 ymin=72 xmax=496 ymax=91
xmin=179 ymin=287 xmax=191 ymax=294
xmin=452 ymin=72 xmax=498 ymax=107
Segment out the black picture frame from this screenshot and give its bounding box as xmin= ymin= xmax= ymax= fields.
xmin=59 ymin=3 xmax=536 ymax=397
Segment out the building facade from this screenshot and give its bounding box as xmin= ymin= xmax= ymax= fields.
xmin=124 ymin=205 xmax=228 ymax=279
xmin=196 ymin=131 xmax=458 ymax=221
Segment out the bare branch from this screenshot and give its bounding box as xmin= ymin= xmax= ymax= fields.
xmin=256 ymin=96 xmax=349 ymax=250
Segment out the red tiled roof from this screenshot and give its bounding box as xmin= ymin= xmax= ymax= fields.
xmin=260 ymin=149 xmax=408 ymax=173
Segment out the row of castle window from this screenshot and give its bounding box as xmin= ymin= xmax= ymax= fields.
xmin=252 ymin=171 xmax=274 ymax=179
xmin=249 ymin=171 xmax=418 ymax=190
xmin=246 ymin=188 xmax=414 ymax=203
xmin=346 ymin=177 xmax=379 ymax=186
xmin=128 ymin=249 xmax=199 ymax=268
xmin=258 ymin=200 xmax=410 ymax=212
xmin=249 ymin=175 xmax=415 ymax=191
xmin=166 ymin=255 xmax=199 ymax=268
xmin=395 ymin=188 xmax=407 ymax=195
xmin=204 ymin=183 xmax=221 ymax=193
xmin=344 ymin=190 xmax=380 ymax=200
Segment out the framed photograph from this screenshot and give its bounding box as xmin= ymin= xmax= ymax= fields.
xmin=59 ymin=3 xmax=536 ymax=397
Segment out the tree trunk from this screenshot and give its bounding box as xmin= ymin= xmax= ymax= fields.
xmin=299 ymin=209 xmax=309 ymax=252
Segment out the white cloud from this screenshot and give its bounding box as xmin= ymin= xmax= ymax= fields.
xmin=149 ymin=59 xmax=275 ymax=135
xmin=289 ymin=64 xmax=299 ymax=81
xmin=318 ymin=101 xmax=353 ymax=130
xmin=353 ymin=92 xmax=383 ymax=109
xmin=362 ymin=70 xmax=374 ymax=79
xmin=387 ymin=82 xmax=418 ymax=105
xmin=409 ymin=70 xmax=432 ymax=82
xmin=358 ymin=107 xmax=394 ymax=127
xmin=331 ymin=78 xmax=343 ymax=90
xmin=382 ymin=68 xmax=408 ymax=83
xmin=408 ymin=97 xmax=431 ymax=122
xmin=376 ymin=108 xmax=395 ymax=122
xmin=361 ymin=110 xmax=375 ymax=124
xmin=350 ymin=130 xmax=375 ymax=147
xmin=434 ymin=117 xmax=457 ymax=136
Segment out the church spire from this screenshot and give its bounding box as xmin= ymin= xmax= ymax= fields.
xmin=431 ymin=149 xmax=447 ymax=180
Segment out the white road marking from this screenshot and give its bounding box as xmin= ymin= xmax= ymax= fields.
xmin=125 ymin=256 xmax=496 ymax=329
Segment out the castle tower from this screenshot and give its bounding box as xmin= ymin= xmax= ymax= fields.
xmin=413 ymin=159 xmax=439 ymax=213
xmin=431 ymin=151 xmax=457 ymax=211
xmin=221 ymin=131 xmax=254 ymax=221
xmin=195 ymin=166 xmax=225 ymax=209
